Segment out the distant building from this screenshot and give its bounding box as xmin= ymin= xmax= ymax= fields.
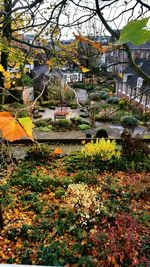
xmin=99 ymin=40 xmax=150 ymax=111
xmin=116 ymin=58 xmax=150 ymax=111
xmin=101 ymin=41 xmax=150 ymax=74
xmin=58 ymin=69 xmax=83 ymax=83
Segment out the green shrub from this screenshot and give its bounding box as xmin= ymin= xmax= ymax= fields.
xmin=23 ymin=74 xmax=33 ymax=86
xmin=55 ymin=188 xmax=66 ymax=198
xmin=80 ymin=113 xmax=89 ymax=118
xmin=142 ymin=111 xmax=150 ymax=124
xmin=56 ymin=119 xmax=71 ymax=128
xmin=72 ymin=82 xmax=85 ymax=88
xmin=107 ymin=96 xmax=119 ymax=104
xmin=16 ymin=74 xmax=32 ymax=87
xmin=121 ymin=116 xmax=138 ymax=128
xmin=79 ymin=124 xmax=91 ymax=130
xmin=11 ymin=172 xmax=51 ymax=192
xmin=33 ymin=114 xmax=42 ymax=119
xmin=40 ymin=100 xmax=59 ymax=108
xmin=38 ymin=107 xmax=45 ymax=112
xmin=72 ymin=117 xmax=81 ymax=122
xmin=38 ymin=125 xmax=53 ymax=132
xmin=73 ymin=170 xmax=98 ymax=185
xmin=63 ymin=89 xmax=75 ymax=101
xmin=85 ymin=84 xmax=95 ymax=90
xmin=64 ymin=152 xmax=90 ymax=172
xmin=21 ymin=249 xmax=32 ymax=264
xmin=35 ymin=118 xmax=52 ymax=127
xmin=99 ymin=91 xmax=109 ymax=100
xmin=95 ymin=114 xmax=101 ymax=121
xmin=69 ymin=103 xmax=78 ymax=109
xmin=6 ymin=102 xmax=28 ymax=117
xmin=35 ymin=120 xmax=48 ymax=127
xmin=95 ymin=128 xmax=108 ymax=138
xmin=89 ymin=93 xmax=101 ymax=101
xmin=118 ymin=98 xmax=128 ymax=109
xmin=36 ymin=241 xmax=73 ymax=265
xmin=99 ymin=103 xmax=110 ymax=110
xmin=111 ymin=110 xmax=129 ymax=123
xmin=72 ymin=82 xmax=94 ymax=91
xmin=26 ymin=144 xmax=53 ymax=160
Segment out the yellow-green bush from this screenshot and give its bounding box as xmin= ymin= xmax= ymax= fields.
xmin=81 ymin=138 xmax=120 ymax=161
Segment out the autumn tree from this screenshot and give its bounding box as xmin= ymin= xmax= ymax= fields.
xmin=0 ymin=0 xmax=149 ymax=108
xmin=0 ymin=0 xmax=71 ymax=106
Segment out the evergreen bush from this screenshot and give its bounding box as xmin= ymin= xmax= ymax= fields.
xmin=121 ymin=116 xmax=138 ymax=128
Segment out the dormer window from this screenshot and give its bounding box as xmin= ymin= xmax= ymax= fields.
xmin=137 ymin=77 xmax=143 ymax=88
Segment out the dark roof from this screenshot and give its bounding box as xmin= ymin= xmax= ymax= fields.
xmin=126 ymin=75 xmax=138 ymax=87
xmin=32 ymin=65 xmax=49 ymax=78
xmin=141 ymin=59 xmax=150 ymax=76
xmin=123 ymin=58 xmax=145 ymax=74
xmin=123 ymin=65 xmax=134 ymax=74
xmin=125 ymin=59 xmax=150 ymax=90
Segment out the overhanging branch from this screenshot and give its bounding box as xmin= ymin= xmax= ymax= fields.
xmin=95 ymin=0 xmax=150 ymax=84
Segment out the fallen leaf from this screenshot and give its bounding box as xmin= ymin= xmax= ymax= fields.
xmin=53 ymin=147 xmax=63 ymax=155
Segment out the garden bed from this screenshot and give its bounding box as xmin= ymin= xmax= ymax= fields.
xmin=0 ymin=138 xmax=150 ymax=266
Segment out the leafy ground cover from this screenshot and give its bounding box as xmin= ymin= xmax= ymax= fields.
xmin=0 ymin=140 xmax=150 ymax=266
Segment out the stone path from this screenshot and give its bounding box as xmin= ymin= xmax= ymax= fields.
xmin=33 ymin=129 xmax=85 ymax=140
xmin=10 ymin=144 xmax=82 ymax=160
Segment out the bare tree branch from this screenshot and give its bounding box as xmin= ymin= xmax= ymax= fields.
xmin=136 ymin=0 xmax=150 ymax=10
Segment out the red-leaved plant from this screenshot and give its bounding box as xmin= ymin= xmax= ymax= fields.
xmin=89 ymin=213 xmax=147 ymax=266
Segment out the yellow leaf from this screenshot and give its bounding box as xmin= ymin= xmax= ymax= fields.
xmin=3 ymin=71 xmax=10 ymax=79
xmin=14 ymin=63 xmax=20 ymax=69
xmin=46 ymin=60 xmax=53 ymax=67
xmin=4 ymin=82 xmax=11 ymax=89
xmin=18 ymin=117 xmax=35 ymax=139
xmin=80 ymin=66 xmax=90 ymax=72
xmin=16 ymin=73 xmax=21 ymax=79
xmin=0 ymin=64 xmax=4 ymax=72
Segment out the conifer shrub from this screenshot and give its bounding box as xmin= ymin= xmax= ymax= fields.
xmin=95 ymin=128 xmax=108 ymax=138
xmin=107 ymin=96 xmax=119 ymax=104
xmin=99 ymin=91 xmax=109 ymax=100
xmin=56 ymin=119 xmax=72 ymax=128
xmin=121 ymin=116 xmax=138 ymax=128
xmin=79 ymin=124 xmax=91 ymax=130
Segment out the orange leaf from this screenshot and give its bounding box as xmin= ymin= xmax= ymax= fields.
xmin=108 ymin=255 xmax=117 ymax=265
xmin=74 ymin=33 xmax=112 ymax=53
xmin=0 ymin=112 xmax=31 ymax=142
xmin=15 ymin=238 xmax=22 ymax=248
xmin=53 ymin=147 xmax=63 ymax=155
xmin=80 ymin=66 xmax=90 ymax=72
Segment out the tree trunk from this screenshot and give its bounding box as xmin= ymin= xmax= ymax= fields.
xmin=0 ymin=0 xmax=12 ymax=108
